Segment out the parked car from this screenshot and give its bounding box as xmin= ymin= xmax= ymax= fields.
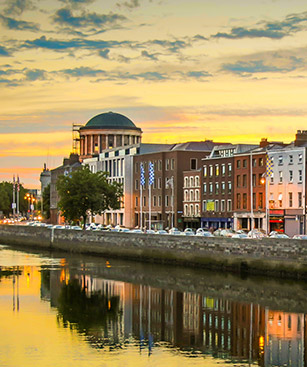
xmin=270 ymin=233 xmax=289 ymax=239
xmin=71 ymin=226 xmax=82 ymax=230
xmin=130 ymin=229 xmax=143 ymax=234
xmin=196 ymin=231 xmax=214 ymax=237
xmin=183 ymin=228 xmax=195 ymax=236
xmin=220 ymin=229 xmax=236 ymax=237
xmin=213 ymin=228 xmax=223 ymax=236
xmin=248 ymin=229 xmax=266 ymax=239
xmin=292 ymin=234 xmax=307 ymax=240
xmin=196 ymin=228 xmax=209 ymax=235
xmin=155 ymin=230 xmax=168 ymax=235
xmin=232 ymin=233 xmax=249 ymax=239
xmin=169 ymin=227 xmax=182 ymax=235
xmin=145 ymin=229 xmax=156 ymax=234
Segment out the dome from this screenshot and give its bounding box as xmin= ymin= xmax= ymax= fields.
xmin=80 ymin=112 xmax=141 ymax=131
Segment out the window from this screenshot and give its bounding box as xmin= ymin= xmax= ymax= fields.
xmin=190 ymin=176 xmax=194 ymax=187
xmin=243 ymin=174 xmax=247 ymax=187
xmin=221 ymin=182 xmax=225 ymax=194
xmin=221 ymin=200 xmax=225 ymax=212
xmin=289 ymin=192 xmax=293 ymax=207
xmin=289 ymin=155 xmax=293 ymax=164
xmin=215 ymin=200 xmax=219 ymax=212
xmin=135 ymin=196 xmax=138 ymax=206
xmin=209 ymin=182 xmax=213 ymax=194
xmin=153 ymin=195 xmax=157 ymax=206
xmin=252 ymin=174 xmax=256 ymax=187
xmin=298 ymin=153 xmax=303 ymax=163
xmin=278 ymin=156 xmax=283 ymax=165
xmin=289 ymin=170 xmax=293 ymax=182
xmin=215 ymin=182 xmax=219 ymax=194
xmin=158 ymin=195 xmax=162 ymax=206
xmin=279 ymin=171 xmax=283 ymax=183
xmin=204 ymin=165 xmax=207 ymax=177
xmin=191 ymin=158 xmax=197 ymax=170
xmin=237 ymin=160 xmax=241 ymax=169
xmin=195 ymin=190 xmax=200 ymax=201
xmin=259 ymin=158 xmax=264 ymax=166
xmin=243 ymin=159 xmax=247 ymax=168
xmin=243 ymin=193 xmax=247 ymax=209
xmin=237 ymin=175 xmax=241 ymax=188
xmin=184 ymin=177 xmax=189 ymax=188
xmin=298 ymin=192 xmax=302 ymax=207
xmin=215 ymin=164 xmax=219 ymax=176
xmin=190 ymin=190 xmax=194 ymax=201
xmin=278 ymin=193 xmax=282 ymax=208
xmin=184 ymin=204 xmax=188 ymax=216
xmin=228 ymin=163 xmax=232 ymax=176
xmin=252 ymin=158 xmax=256 ymax=167
xmin=184 ymin=190 xmax=188 ymax=201
xmin=153 ymin=178 xmax=157 ymax=189
xmin=165 ymin=159 xmax=169 ymax=170
xmin=143 ymin=196 xmax=146 ymax=206
xmin=227 ymin=200 xmax=232 ymax=212
xmin=259 ymin=192 xmax=263 ymax=209
xmin=203 ymin=200 xmax=206 ymax=211
xmin=165 ymin=195 xmax=169 ymax=206
xmin=195 ymin=176 xmax=200 ymax=187
xmin=228 ymin=181 xmax=232 ymax=194
xmin=253 ymin=193 xmax=256 ymax=209
xmin=236 ymin=194 xmax=241 ymax=209
xmin=135 ymin=179 xmax=139 ymax=190
xmin=158 ymin=177 xmax=162 ymax=189
xmin=299 ymin=170 xmax=303 ymax=182
xmin=222 ymin=164 xmax=226 ymax=176
xmin=203 ymin=183 xmax=207 ymax=193
xmin=171 ymin=158 xmax=175 ymax=170
xmin=270 ymin=172 xmax=274 ymax=184
xmin=195 ymin=204 xmax=200 ymax=216
xmin=209 ymin=165 xmax=213 ymax=177
xmin=190 ymin=204 xmax=194 ymax=216
xmin=158 ymin=160 xmax=162 ymax=170
xmin=258 ymin=173 xmax=263 ymax=185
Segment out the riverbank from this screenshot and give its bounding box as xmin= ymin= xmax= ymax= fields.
xmin=1 ymin=224 xmax=307 ymax=280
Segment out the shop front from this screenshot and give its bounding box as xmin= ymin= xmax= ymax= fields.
xmin=201 ymin=217 xmax=233 ymax=230
xmin=269 ymin=209 xmax=285 ymax=233
xmin=284 ymin=209 xmax=304 ymax=237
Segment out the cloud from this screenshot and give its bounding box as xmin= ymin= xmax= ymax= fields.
xmin=116 ymin=0 xmax=140 ymax=9
xmin=221 ymin=55 xmax=304 ymax=76
xmin=0 ymin=46 xmax=10 ymax=56
xmin=212 ymin=11 xmax=307 ymax=40
xmin=59 ymin=0 xmax=95 ymax=6
xmin=52 ymin=7 xmax=127 ymax=33
xmin=147 ymin=39 xmax=188 ymax=53
xmin=98 ymin=49 xmax=110 ymax=59
xmin=25 ymin=68 xmax=47 ymax=81
xmin=141 ymin=50 xmax=159 ymax=61
xmin=3 ymin=0 xmax=35 ymax=16
xmin=0 ymin=15 xmax=39 ymax=31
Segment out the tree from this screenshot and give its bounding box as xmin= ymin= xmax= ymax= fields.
xmin=0 ymin=181 xmax=29 ymax=216
xmin=42 ymin=184 xmax=50 ymax=220
xmin=56 ymin=166 xmax=122 ymax=228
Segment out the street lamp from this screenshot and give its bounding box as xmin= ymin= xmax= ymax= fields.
xmin=261 ymin=173 xmax=269 ymax=235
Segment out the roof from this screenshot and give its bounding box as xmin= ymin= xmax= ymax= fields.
xmin=80 ymin=112 xmax=142 ymax=132
xmin=170 ymin=141 xmax=229 ymax=151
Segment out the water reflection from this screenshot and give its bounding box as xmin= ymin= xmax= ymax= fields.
xmin=0 ymin=247 xmax=307 ymax=366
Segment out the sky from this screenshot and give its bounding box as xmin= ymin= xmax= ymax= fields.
xmin=1 ymin=0 xmax=307 ymax=188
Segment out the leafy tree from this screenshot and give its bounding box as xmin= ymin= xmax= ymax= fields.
xmin=42 ymin=184 xmax=50 ymax=219
xmin=0 ymin=181 xmax=29 ymax=216
xmin=56 ymin=166 xmax=122 ymax=228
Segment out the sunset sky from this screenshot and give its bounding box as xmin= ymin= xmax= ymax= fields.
xmin=1 ymin=0 xmax=307 ymax=187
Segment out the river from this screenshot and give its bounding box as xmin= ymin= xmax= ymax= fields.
xmin=0 ymin=244 xmax=306 ymax=367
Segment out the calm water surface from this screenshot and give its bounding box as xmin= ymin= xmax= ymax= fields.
xmin=0 ymin=244 xmax=306 ymax=367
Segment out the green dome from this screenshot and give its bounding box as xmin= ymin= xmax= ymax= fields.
xmin=80 ymin=112 xmax=141 ymax=131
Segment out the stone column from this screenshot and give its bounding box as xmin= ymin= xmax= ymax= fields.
xmin=98 ymin=134 xmax=101 ymax=153
xmin=90 ymin=135 xmax=94 ymax=154
xmin=85 ymin=135 xmax=88 ymax=155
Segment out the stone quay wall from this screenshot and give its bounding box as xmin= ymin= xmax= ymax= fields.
xmin=1 ymin=225 xmax=307 ymax=279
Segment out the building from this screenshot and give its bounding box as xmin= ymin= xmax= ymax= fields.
xmin=182 ymin=169 xmax=202 ymax=230
xmin=39 ymin=163 xmax=51 ymax=195
xmin=266 ymin=132 xmax=307 ymax=235
xmin=133 ymin=142 xmax=222 ymax=230
xmin=201 ymin=144 xmax=257 ymax=230
xmin=78 ymin=111 xmax=142 ymax=160
xmin=50 ymin=153 xmax=81 ymax=224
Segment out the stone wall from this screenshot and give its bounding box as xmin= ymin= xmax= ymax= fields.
xmin=1 ymin=225 xmax=307 ymax=279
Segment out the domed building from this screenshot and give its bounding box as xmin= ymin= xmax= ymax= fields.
xmin=79 ymin=112 xmax=142 ymax=159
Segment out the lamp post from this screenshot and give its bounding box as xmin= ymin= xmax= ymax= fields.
xmin=260 ymin=174 xmax=269 ymax=235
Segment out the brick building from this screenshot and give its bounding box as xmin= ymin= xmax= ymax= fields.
xmin=182 ymin=169 xmax=202 ymax=230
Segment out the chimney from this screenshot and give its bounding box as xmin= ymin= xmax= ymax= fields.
xmin=260 ymin=138 xmax=269 ymax=148
xmin=295 ymin=130 xmax=307 ymax=146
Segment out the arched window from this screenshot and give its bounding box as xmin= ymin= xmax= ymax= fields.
xmin=190 ymin=190 xmax=194 ymax=201
xmin=195 ymin=189 xmax=200 ymax=201
xmin=184 ymin=204 xmax=189 ymax=216
xmin=195 ymin=204 xmax=199 ymax=216
xmin=184 ymin=190 xmax=188 ymax=201
xmin=195 ymin=176 xmax=199 ymax=187
xmin=190 ymin=177 xmax=194 ymax=187
xmin=190 ymin=204 xmax=194 ymax=216
xmin=184 ymin=177 xmax=189 ymax=188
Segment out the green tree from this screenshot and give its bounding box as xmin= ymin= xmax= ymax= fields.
xmin=42 ymin=184 xmax=50 ymax=220
xmin=0 ymin=181 xmax=29 ymax=216
xmin=56 ymin=166 xmax=122 ymax=228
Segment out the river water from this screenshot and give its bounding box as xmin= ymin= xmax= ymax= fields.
xmin=0 ymin=244 xmax=307 ymax=367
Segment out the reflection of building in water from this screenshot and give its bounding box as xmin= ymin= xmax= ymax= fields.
xmin=265 ymin=310 xmax=304 ymax=367
xmin=182 ymin=292 xmax=202 ymax=346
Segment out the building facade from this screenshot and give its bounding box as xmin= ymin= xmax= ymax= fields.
xmin=182 ymin=169 xmax=202 ymax=230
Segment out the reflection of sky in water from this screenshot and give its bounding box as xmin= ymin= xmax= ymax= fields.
xmin=0 ymin=247 xmax=305 ymax=367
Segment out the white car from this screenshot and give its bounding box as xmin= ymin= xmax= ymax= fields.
xmin=155 ymin=230 xmax=168 ymax=235
xmin=182 ymin=228 xmax=195 ymax=236
xmin=169 ymin=227 xmax=182 ymax=235
xmin=196 ymin=231 xmax=214 ymax=237
xmin=232 ymin=233 xmax=249 ymax=239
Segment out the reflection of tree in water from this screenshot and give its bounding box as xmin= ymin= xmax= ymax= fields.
xmin=57 ymin=278 xmax=122 ymax=343
xmin=0 ymin=267 xmax=21 ymax=281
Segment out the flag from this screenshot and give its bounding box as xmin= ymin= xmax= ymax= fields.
xmin=17 ymin=175 xmax=20 ymax=192
xmin=266 ymin=155 xmax=273 ymax=177
xmin=13 ymin=175 xmax=16 ymax=190
xmin=140 ymin=163 xmax=145 ymax=186
xmin=148 ymin=161 xmax=154 ymax=186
